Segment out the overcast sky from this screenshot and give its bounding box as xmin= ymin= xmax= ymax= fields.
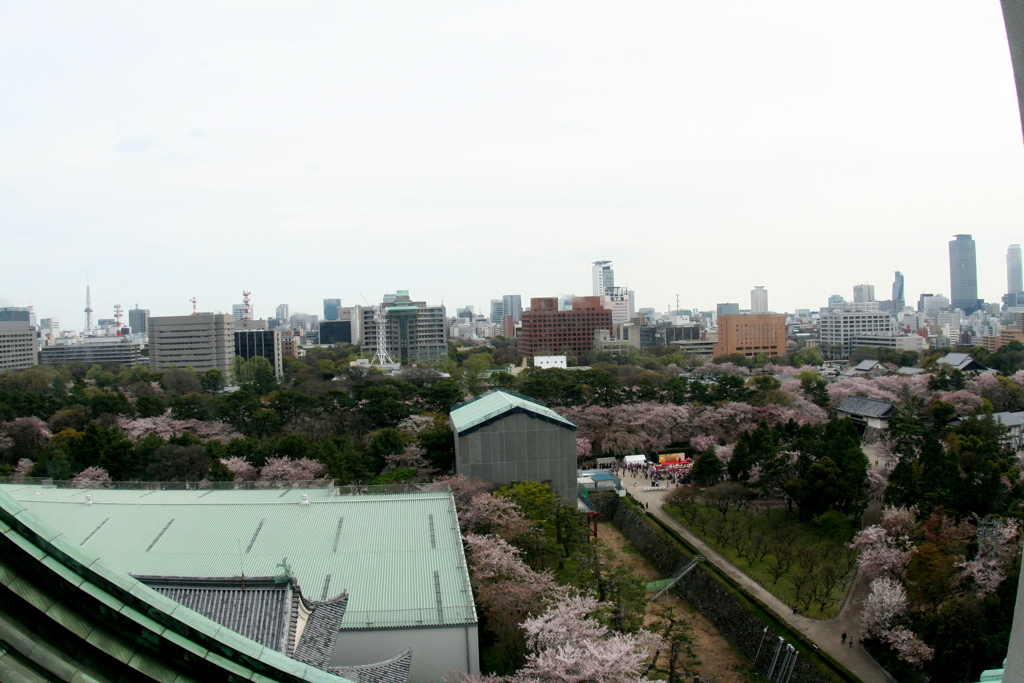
xmin=3 ymin=1 xmax=1024 ymax=328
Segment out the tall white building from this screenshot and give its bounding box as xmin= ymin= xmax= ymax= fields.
xmin=592 ymin=261 xmax=614 ymax=296
xmin=819 ymin=309 xmax=895 ymax=359
xmin=275 ymin=304 xmax=289 ymax=321
xmin=592 ymin=262 xmax=634 ymax=323
xmin=853 ymin=284 xmax=875 ymax=303
xmin=0 ymin=322 xmax=37 ymax=373
xmin=751 ymin=286 xmax=768 ymax=314
xmin=149 ymin=314 xmax=235 ymax=378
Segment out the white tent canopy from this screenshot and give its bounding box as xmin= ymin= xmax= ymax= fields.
xmin=622 ymin=454 xmax=647 ymax=465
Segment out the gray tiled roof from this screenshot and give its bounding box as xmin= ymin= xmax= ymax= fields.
xmin=293 ymin=592 xmax=350 ymax=669
xmin=331 ymin=650 xmax=413 ymax=683
xmin=835 ymin=396 xmax=895 ymax=418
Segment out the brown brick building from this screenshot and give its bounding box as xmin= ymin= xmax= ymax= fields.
xmin=714 ymin=314 xmax=786 ymax=359
xmin=520 ymin=297 xmax=613 ymax=359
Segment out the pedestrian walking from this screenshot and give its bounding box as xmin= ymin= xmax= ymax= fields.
xmin=841 ymin=632 xmax=847 ymax=644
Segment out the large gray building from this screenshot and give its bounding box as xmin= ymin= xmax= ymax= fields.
xmin=128 ymin=306 xmax=150 ymax=335
xmin=361 ymin=291 xmax=447 ymax=365
xmin=41 ymin=338 xmax=143 ymax=367
xmin=949 ymin=234 xmax=981 ymax=313
xmin=450 ymin=389 xmax=578 ymax=502
xmin=150 ymin=314 xmax=235 ymax=378
xmin=0 ymin=321 xmax=37 ymax=373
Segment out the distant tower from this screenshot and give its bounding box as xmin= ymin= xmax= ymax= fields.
xmin=242 ymin=290 xmax=252 ymax=320
xmin=1009 ymin=245 xmax=1023 ymax=296
xmin=190 ymin=296 xmax=198 ymax=315
xmin=892 ymin=272 xmax=905 ymax=309
xmin=592 ymin=261 xmax=614 ymax=296
xmin=949 ymin=234 xmax=980 ymax=313
xmin=751 ymin=286 xmax=768 ymax=314
xmin=370 ymin=307 xmax=395 ymax=366
xmin=84 ymin=286 xmax=94 ymax=333
xmin=113 ymin=304 xmax=123 ymax=336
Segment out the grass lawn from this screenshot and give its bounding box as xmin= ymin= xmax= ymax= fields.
xmin=664 ymin=503 xmax=857 ymax=619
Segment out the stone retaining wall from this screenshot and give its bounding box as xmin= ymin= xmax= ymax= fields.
xmin=594 ymin=494 xmax=844 ymax=683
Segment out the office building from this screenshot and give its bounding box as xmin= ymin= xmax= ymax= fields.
xmin=489 ymin=299 xmax=504 ymax=324
xmin=827 ymin=294 xmax=845 ymax=309
xmin=323 ymin=299 xmax=341 ymax=321
xmin=275 ymin=304 xmax=290 ymax=321
xmin=819 ymin=309 xmax=896 ymax=359
xmin=716 ymin=303 xmax=740 ymax=318
xmin=127 ymin=306 xmax=149 ymax=336
xmin=360 ymin=291 xmax=447 ymax=365
xmin=0 ymin=307 xmax=31 ymax=323
xmin=750 ymin=286 xmax=768 ymax=314
xmin=319 ymin=319 xmax=353 ymax=345
xmin=1007 ymin=245 xmax=1024 ymax=307
xmin=38 ymin=318 xmax=59 ymax=337
xmin=520 ymin=296 xmax=613 ymax=359
xmin=501 ymin=294 xmax=523 ymax=323
xmin=592 ymin=260 xmax=614 ymax=296
xmin=950 ymin=234 xmax=981 ymax=313
xmin=0 ymin=322 xmax=37 ymax=373
xmin=892 ymin=272 xmax=905 ymax=310
xmin=714 ymin=314 xmax=786 ymax=359
xmin=234 ymin=327 xmax=283 ymax=378
xmin=853 ymin=284 xmax=875 ymax=303
xmin=149 ymin=314 xmax=235 ymax=378
xmin=40 ymin=338 xmax=143 ymax=367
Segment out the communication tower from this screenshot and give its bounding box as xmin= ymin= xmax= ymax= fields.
xmin=113 ymin=304 xmax=123 ymax=336
xmin=190 ymin=296 xmax=198 ymax=315
xmin=369 ymin=306 xmax=395 ymax=366
xmin=242 ymin=290 xmax=252 ymax=320
xmin=84 ymin=286 xmax=94 ymax=333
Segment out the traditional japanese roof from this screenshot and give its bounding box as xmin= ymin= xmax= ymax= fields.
xmin=449 ymin=388 xmax=576 ymax=436
xmin=0 ymin=486 xmax=357 ymax=683
xmin=0 ymin=485 xmax=476 ymax=631
xmin=936 ymin=353 xmax=987 ymax=372
xmin=834 ymin=396 xmax=895 ymax=419
xmin=897 ymin=366 xmax=925 ymax=376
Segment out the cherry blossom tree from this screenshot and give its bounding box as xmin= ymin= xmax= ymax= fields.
xmin=936 ymin=390 xmax=984 ymax=417
xmin=115 ymin=415 xmax=241 ymax=443
xmin=397 ymin=414 xmax=437 ymax=434
xmin=576 ymin=437 xmax=592 ymax=461
xmin=690 ymin=363 xmax=750 ymax=377
xmin=222 ymin=457 xmax=258 ymax=481
xmin=848 ymin=525 xmax=913 ymax=581
xmin=12 ymin=458 xmax=34 ymax=480
xmin=71 ymin=467 xmax=112 ymax=488
xmin=258 ymin=457 xmax=327 ymax=481
xmin=382 ymin=443 xmax=435 ymax=480
xmin=690 ymin=435 xmax=715 ymax=452
xmin=861 ymin=577 xmax=934 ymax=666
xmin=884 ymin=626 xmax=934 ymax=666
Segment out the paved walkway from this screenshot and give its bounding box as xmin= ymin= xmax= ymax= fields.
xmin=621 ymin=449 xmax=894 ymax=683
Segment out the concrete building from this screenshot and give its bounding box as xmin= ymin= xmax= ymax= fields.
xmin=0 ymin=307 xmax=31 ymax=323
xmin=716 ymin=303 xmax=740 ymax=318
xmin=592 ymin=260 xmax=614 ymax=296
xmin=750 ymin=286 xmax=768 ymax=314
xmin=451 ymin=389 xmax=578 ymax=502
xmin=848 ymin=334 xmax=926 ymax=353
xmin=319 ymin=319 xmax=353 ymax=345
xmin=489 ymin=299 xmax=504 ymax=324
xmin=818 ymin=309 xmax=896 ymax=359
xmin=853 ymin=284 xmax=875 ymax=303
xmin=520 ymin=296 xmax=613 ymax=359
xmin=827 ymin=294 xmax=845 ymax=309
xmin=275 ymin=303 xmax=290 ymax=321
xmin=892 ymin=271 xmax=905 ymax=310
xmin=40 ymin=337 xmax=143 ymax=367
xmin=950 ymin=234 xmax=981 ymax=313
xmin=150 ymin=314 xmax=235 ymax=378
xmin=360 ymin=291 xmax=447 ymax=365
xmin=127 ymin=306 xmax=150 ymax=336
xmin=0 ymin=321 xmax=37 ymax=373
xmin=501 ymin=295 xmax=523 ymax=323
xmin=714 ymin=314 xmax=786 ymax=360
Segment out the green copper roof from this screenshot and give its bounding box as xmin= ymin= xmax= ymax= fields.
xmin=0 ymin=486 xmax=476 ymax=630
xmin=0 ymin=486 xmax=356 ymax=683
xmin=449 ymin=389 xmax=576 ymax=435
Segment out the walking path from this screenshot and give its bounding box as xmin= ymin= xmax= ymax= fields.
xmin=620 ymin=447 xmax=893 ymax=683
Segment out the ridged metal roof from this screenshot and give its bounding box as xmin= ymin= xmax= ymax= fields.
xmin=449 ymin=388 xmax=576 ymax=435
xmin=0 ymin=486 xmax=476 ymax=629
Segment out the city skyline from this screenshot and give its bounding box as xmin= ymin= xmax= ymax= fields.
xmin=3 ymin=3 xmax=1024 ymax=328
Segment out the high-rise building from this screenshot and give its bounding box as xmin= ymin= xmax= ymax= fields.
xmin=231 ymin=304 xmax=247 ymax=322
xmin=128 ymin=306 xmax=150 ymax=336
xmin=520 ymin=297 xmax=613 ymax=359
xmin=892 ymin=272 xmax=905 ymax=310
xmin=0 ymin=322 xmax=37 ymax=373
xmin=716 ymin=303 xmax=740 ymax=318
xmin=39 ymin=318 xmax=59 ymax=337
xmin=1008 ymin=245 xmax=1023 ymax=298
xmin=818 ymin=309 xmax=896 ymax=359
xmin=490 ymin=299 xmax=504 ymax=324
xmin=360 ymin=291 xmax=447 ymax=365
xmin=853 ymin=284 xmax=875 ymax=303
xmin=750 ymin=286 xmax=768 ymax=314
xmin=714 ymin=314 xmax=786 ymax=359
xmin=827 ymin=294 xmax=845 ymax=309
xmin=949 ymin=234 xmax=981 ymax=313
xmin=323 ymin=299 xmax=341 ymax=321
xmin=501 ymin=295 xmax=523 ymax=323
xmin=592 ymin=261 xmax=614 ymax=296
xmin=234 ymin=329 xmax=283 ymax=378
xmin=149 ymin=314 xmax=235 ymax=379
xmin=0 ymin=307 xmax=31 ymax=323
xmin=275 ymin=304 xmax=290 ymax=321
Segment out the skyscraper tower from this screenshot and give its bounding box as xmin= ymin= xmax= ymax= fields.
xmin=592 ymin=261 xmax=614 ymax=296
xmin=1008 ymin=245 xmax=1023 ymax=296
xmin=751 ymin=286 xmax=768 ymax=313
xmin=84 ymin=286 xmax=93 ymax=333
xmin=892 ymin=271 xmax=905 ymax=309
xmin=853 ymin=284 xmax=875 ymax=303
xmin=949 ymin=234 xmax=980 ymax=313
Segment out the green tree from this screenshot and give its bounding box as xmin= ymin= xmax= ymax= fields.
xmin=690 ymin=446 xmax=724 ymax=486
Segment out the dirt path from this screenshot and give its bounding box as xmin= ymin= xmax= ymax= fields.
xmin=597 ymin=522 xmax=765 ymax=682
xmin=620 ymin=451 xmax=895 ymax=683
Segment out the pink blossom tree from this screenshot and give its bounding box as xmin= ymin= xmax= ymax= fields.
xmin=115 ymin=415 xmax=241 ymax=443
xmin=222 ymin=457 xmax=258 ymax=481
xmin=12 ymin=458 xmax=34 ymax=480
xmin=576 ymin=437 xmax=592 ymax=462
xmin=848 ymin=525 xmax=913 ymax=581
xmin=71 ymin=467 xmax=112 ymax=488
xmin=382 ymin=443 xmax=435 ymax=480
xmin=258 ymin=457 xmax=327 ymax=481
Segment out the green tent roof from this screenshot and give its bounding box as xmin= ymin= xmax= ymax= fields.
xmin=0 ymin=485 xmax=476 ymax=630
xmin=449 ymin=389 xmax=576 ymax=436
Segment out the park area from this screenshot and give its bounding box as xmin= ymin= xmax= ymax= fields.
xmin=664 ymin=487 xmax=858 ymax=618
